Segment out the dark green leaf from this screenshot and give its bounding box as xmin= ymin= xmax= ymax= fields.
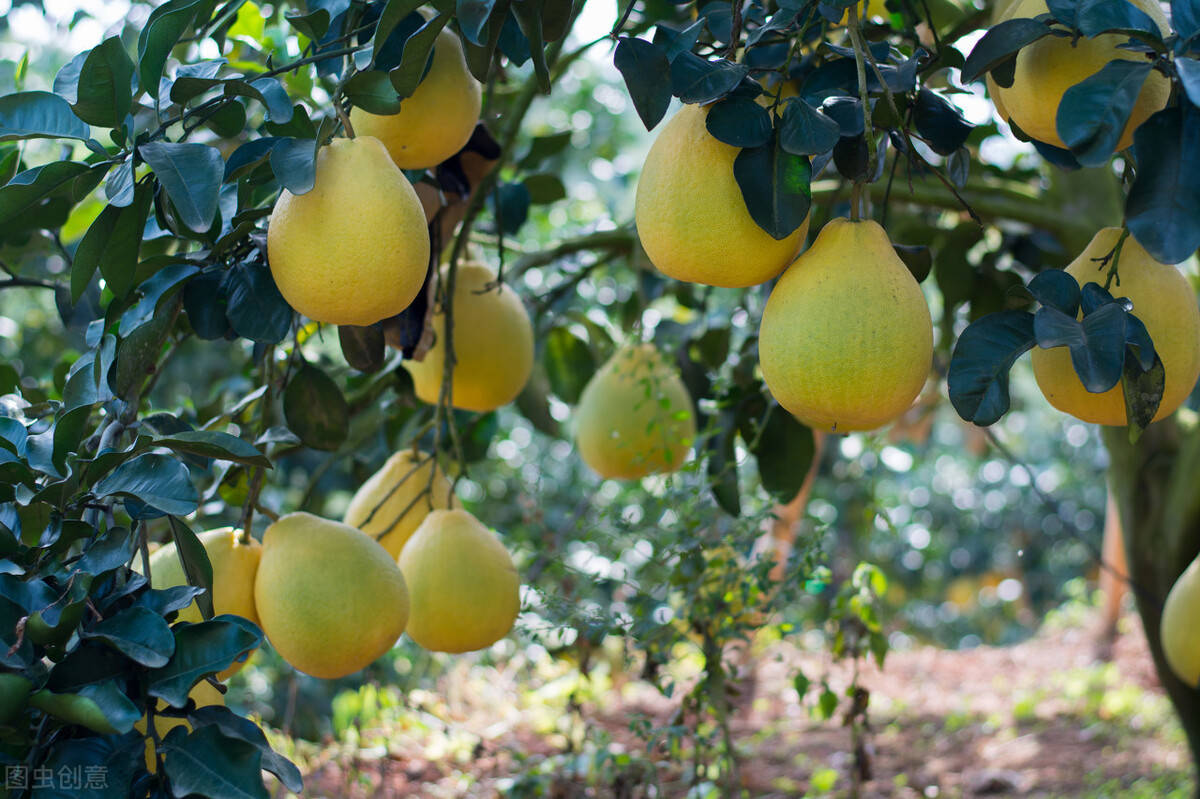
xmin=705 ymin=96 xmax=772 ymax=147
xmin=492 ymin=181 xmax=531 ymax=234
xmin=74 ymin=526 xmax=136 ymax=576
xmin=149 ymin=617 xmax=261 ymax=706
xmin=390 ymin=14 xmax=450 ymax=99
xmin=1125 ymin=105 xmax=1200 ymax=264
xmin=53 ymin=50 xmax=88 ymax=103
xmin=614 ymin=37 xmax=672 ymax=130
xmin=72 ymin=180 xmax=151 ymax=301
xmin=93 ymin=453 xmax=199 ymax=516
xmin=511 ymin=0 xmax=550 ymax=91
xmin=35 ymin=734 xmax=142 ymax=799
xmin=749 ymin=403 xmax=815 ymax=503
xmin=1123 ymin=350 xmax=1164 ymax=434
xmin=0 ymin=91 xmax=91 ymax=141
xmin=81 ymin=606 xmax=175 ymax=667
xmin=344 ymin=70 xmax=402 ymax=114
xmin=0 ymin=161 xmax=107 ymax=235
xmin=222 ymin=261 xmax=292 ymax=343
xmin=523 ymin=173 xmax=566 ymax=203
xmin=118 ymin=263 xmax=198 ymax=335
xmin=168 ymin=516 xmax=214 ymax=620
xmin=779 ymin=98 xmax=841 ymax=156
xmin=188 ymin=705 xmax=303 ymax=791
xmin=1178 ymin=58 xmax=1200 ymax=107
xmin=1028 ymin=269 xmax=1081 ymax=315
xmin=138 ymin=0 xmax=203 ymax=94
xmin=1174 ymin=0 xmax=1200 ymax=42
xmin=544 ymin=327 xmax=595 ymax=403
xmin=912 ymin=88 xmax=973 ymax=156
xmin=269 ymin=137 xmax=316 ymax=195
xmin=154 ymin=431 xmax=270 ymax=468
xmin=184 ymin=271 xmax=231 ymax=340
xmin=669 ymin=53 xmax=749 ymax=104
xmin=708 ymin=407 xmax=741 ymax=516
xmin=893 ymin=244 xmax=933 ymax=283
xmin=733 ymin=129 xmax=812 ymax=240
xmin=338 ymin=324 xmax=386 ymax=373
xmin=105 ymin=156 xmax=135 ymax=207
xmin=1057 ymin=59 xmax=1150 ymax=164
xmin=961 ymin=17 xmax=1053 ymax=83
xmin=947 ymin=309 xmax=1036 ymax=425
xmin=518 ymin=130 xmax=573 ymax=168
xmin=1034 ymin=302 xmax=1127 ymax=392
xmin=163 ymin=724 xmax=269 ymax=799
xmin=224 ymin=77 xmax=294 ymax=123
xmin=458 ymin=0 xmax=498 ymax=44
xmin=371 ymin=0 xmax=427 ymax=65
xmin=285 ymin=8 xmax=332 ymax=39
xmin=1077 ymin=0 xmax=1162 ymax=42
xmin=31 ymin=681 xmax=141 ymax=734
xmin=73 ymin=36 xmax=135 ymax=127
xmin=284 ymin=363 xmax=349 ymax=451
xmin=139 ymin=141 xmax=223 ymax=232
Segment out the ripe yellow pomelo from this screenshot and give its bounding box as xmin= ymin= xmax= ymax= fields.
xmin=254 ymin=512 xmax=409 ymax=679
xmin=1162 ymin=555 xmax=1200 ymax=688
xmin=1031 ymin=229 xmax=1200 ymax=425
xmin=398 ymin=509 xmax=520 ymax=653
xmin=759 ymin=218 xmax=933 ymax=432
xmin=634 ymin=103 xmax=810 ymax=287
xmin=267 ymin=137 xmax=430 ymax=326
xmin=989 ymin=0 xmax=1169 ymax=150
xmin=136 ymin=680 xmax=224 ymax=772
xmin=350 ymin=28 xmax=482 ymax=170
xmin=343 ymin=449 xmax=460 ymax=558
xmin=574 ymin=343 xmax=697 ymax=479
xmin=403 ymin=261 xmax=534 ymax=412
xmin=140 ymin=527 xmax=261 ymax=679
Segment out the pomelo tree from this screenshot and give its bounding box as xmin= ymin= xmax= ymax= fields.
xmin=0 ymin=0 xmax=1198 ymax=795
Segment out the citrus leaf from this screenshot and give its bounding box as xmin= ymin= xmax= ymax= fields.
xmin=149 ymin=617 xmax=261 ymax=706
xmin=705 ymin=96 xmax=772 ymax=147
xmin=154 ymin=431 xmax=271 ymax=468
xmin=669 ymin=52 xmax=749 ymax=104
xmin=168 ymin=516 xmax=214 ymax=620
xmin=1125 ymin=104 xmax=1200 ymax=264
xmin=139 ymin=141 xmax=223 ymax=233
xmin=283 ymin=364 xmax=349 ymax=451
xmin=733 ymin=129 xmax=812 ymax=240
xmin=961 ymin=17 xmax=1053 ymax=84
xmin=947 ymin=309 xmax=1036 ymax=425
xmin=779 ymin=98 xmax=841 ymax=156
xmin=614 ymin=37 xmax=671 ymax=130
xmin=163 ymin=725 xmax=269 ymax=799
xmin=93 ymin=453 xmax=199 ymax=516
xmin=0 ymin=91 xmax=91 ymax=142
xmin=73 ymin=36 xmax=135 ymax=127
xmin=1057 ymin=59 xmax=1151 ymax=165
xmin=82 ymin=606 xmax=176 ymax=667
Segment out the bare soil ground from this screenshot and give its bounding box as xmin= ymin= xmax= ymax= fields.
xmin=289 ymin=612 xmax=1191 ymax=798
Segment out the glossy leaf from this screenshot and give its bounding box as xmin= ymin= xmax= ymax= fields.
xmin=168 ymin=516 xmax=214 ymax=620
xmin=457 ymin=0 xmax=498 ymax=44
xmin=71 ymin=180 xmax=151 ymax=301
xmin=149 ymin=617 xmax=262 ymax=707
xmin=614 ymin=37 xmax=672 ymax=130
xmin=138 ymin=0 xmax=203 ymax=93
xmin=0 ymin=91 xmax=91 ymax=141
xmin=269 ymin=137 xmax=317 ymax=195
xmin=222 ymin=261 xmax=292 ymax=344
xmin=139 ymin=141 xmax=224 ymax=232
xmin=0 ymin=161 xmax=107 ymax=235
xmin=749 ymin=404 xmax=815 ymax=503
xmin=163 ymin=724 xmax=269 ymax=799
xmin=81 ymin=606 xmax=176 ymax=667
xmin=1125 ymin=105 xmax=1200 ymax=264
xmin=912 ymin=88 xmax=973 ymax=156
xmin=73 ymin=36 xmax=135 ymax=127
xmin=778 ymin=98 xmax=841 ymax=156
xmin=188 ymin=706 xmax=304 ymax=791
xmin=390 ymin=14 xmax=450 ymax=99
xmin=338 ymin=324 xmax=386 ymax=373
xmin=544 ymin=327 xmax=595 ymax=404
xmin=93 ymin=453 xmax=199 ymax=516
xmin=1077 ymin=0 xmax=1163 ymax=41
xmin=947 ymin=310 xmax=1036 ymax=425
xmin=670 ymin=53 xmax=749 ymax=104
xmin=961 ymin=17 xmax=1054 ymax=84
xmin=1028 ymin=269 xmax=1081 ymax=315
xmin=1034 ymin=302 xmax=1127 ymax=392
xmin=733 ymin=130 xmax=812 ymax=240
xmin=705 ymin=96 xmax=772 ymax=147
xmin=154 ymin=431 xmax=271 ymax=468
xmin=1057 ymin=59 xmax=1150 ymax=164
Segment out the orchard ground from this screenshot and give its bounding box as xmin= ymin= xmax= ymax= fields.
xmin=251 ymin=601 xmax=1187 ymax=798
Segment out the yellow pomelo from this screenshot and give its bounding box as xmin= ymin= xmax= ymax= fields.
xmin=1163 ymin=555 xmax=1200 ymax=688
xmin=403 ymin=262 xmax=534 ymax=412
xmin=574 ymin=343 xmax=697 ymax=480
xmin=343 ymin=449 xmax=460 ymax=558
xmin=1031 ymin=229 xmax=1200 ymax=425
xmin=350 ymin=28 xmax=482 ymax=170
xmin=254 ymin=512 xmax=408 ymax=679
xmin=398 ymin=509 xmax=520 ymax=653
xmin=267 ymin=136 xmax=430 ymax=326
xmin=990 ymin=0 xmax=1169 ymax=150
xmin=759 ymin=218 xmax=933 ymax=432
xmin=136 ymin=680 xmax=225 ymax=772
xmin=140 ymin=527 xmax=261 ymax=679
xmin=839 ymin=0 xmax=891 ymax=24
xmin=634 ymin=103 xmax=810 ymax=287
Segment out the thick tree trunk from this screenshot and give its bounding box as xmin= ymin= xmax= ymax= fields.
xmin=1102 ymin=422 xmax=1200 ymax=788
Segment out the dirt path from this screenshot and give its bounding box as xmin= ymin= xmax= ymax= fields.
xmin=292 ymin=612 xmax=1192 ymax=798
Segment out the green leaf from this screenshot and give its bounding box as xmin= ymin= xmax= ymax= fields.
xmin=511 ymin=0 xmax=550 ymax=92
xmin=163 ymin=724 xmax=270 ymax=799
xmin=458 ymin=0 xmax=498 ymax=45
xmin=1077 ymin=0 xmax=1163 ymax=42
xmin=961 ymin=17 xmax=1054 ymax=84
xmin=36 ymin=735 xmax=142 ymax=799
xmin=518 ymin=130 xmax=573 ymax=169
xmin=71 ymin=180 xmax=151 ymax=301
xmin=1178 ymin=58 xmax=1200 ymax=108
xmin=338 ymin=324 xmax=386 ymax=373
xmin=149 ymin=617 xmax=261 ymax=706
xmin=912 ymin=88 xmax=973 ymax=156
xmin=270 ymin=137 xmax=316 ymax=195
xmin=0 ymin=91 xmax=91 ymax=141
xmin=81 ymin=606 xmax=176 ymax=667
xmin=30 ymin=680 xmax=140 ymax=734
xmin=947 ymin=309 xmax=1036 ymax=426
xmin=778 ymin=98 xmax=841 ymax=156
xmin=1034 ymin=302 xmax=1127 ymax=392
xmin=390 ymin=14 xmax=450 ymax=99
xmin=750 ymin=404 xmax=815 ymax=503
xmin=93 ymin=453 xmax=199 ymax=516
xmin=1125 ymin=105 xmax=1200 ymax=264
xmin=114 ymin=306 xmax=173 ymax=397
xmin=224 ymin=77 xmax=294 ymax=123
xmin=138 ymin=141 xmax=224 ymax=232
xmin=523 ymin=173 xmax=566 ymax=204
xmin=74 ymin=526 xmax=136 ymax=576
xmin=188 ymin=706 xmax=303 ymax=792
xmin=1175 ymin=0 xmax=1200 ymax=42
xmin=73 ymin=36 xmax=136 ymax=127
xmin=543 ymin=327 xmax=595 ymax=403
xmin=168 ymin=516 xmax=214 ymax=620
xmin=154 ymin=431 xmax=270 ymax=467
xmin=371 ymin=0 xmax=426 ymax=64
xmin=708 ymin=407 xmax=741 ymax=516
xmin=1123 ymin=349 xmax=1164 ymax=436
xmin=669 ymin=53 xmax=749 ymax=104
xmin=0 ymin=161 xmax=107 ymax=235
xmin=222 ymin=261 xmax=292 ymax=343
xmin=1057 ymin=59 xmax=1150 ymax=165
xmin=614 ymin=37 xmax=671 ymax=130
xmin=733 ymin=129 xmax=812 ymax=240
xmin=705 ymin=96 xmax=771 ymax=148
xmin=492 ymin=181 xmax=531 ymax=234
xmin=344 ymin=70 xmax=402 ymax=114
xmin=104 ymin=156 xmax=135 ymax=207
xmin=283 ymin=363 xmax=349 ymax=451
xmin=138 ymin=0 xmax=203 ymax=94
